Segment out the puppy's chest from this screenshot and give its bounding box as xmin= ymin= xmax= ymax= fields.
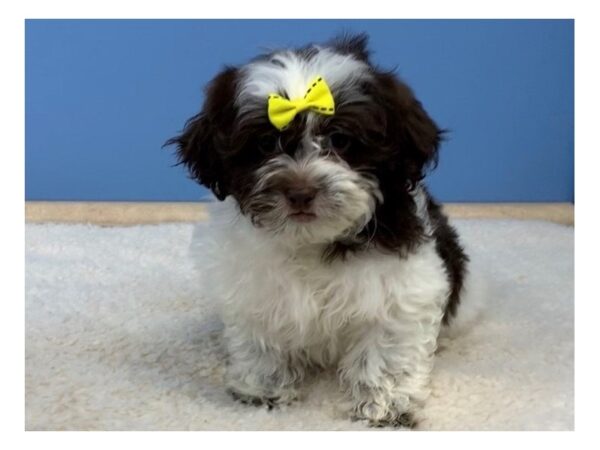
xmin=242 ymin=248 xmax=400 ymax=328
xmin=211 ymin=222 xmax=449 ymax=343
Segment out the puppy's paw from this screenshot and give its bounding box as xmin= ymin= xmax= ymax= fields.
xmin=228 ymin=388 xmax=297 ymax=410
xmin=351 ymin=401 xmax=417 ymax=429
xmin=368 ymin=412 xmax=416 ymax=429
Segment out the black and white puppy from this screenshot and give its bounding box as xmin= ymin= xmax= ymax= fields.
xmin=168 ymin=34 xmax=477 ymax=428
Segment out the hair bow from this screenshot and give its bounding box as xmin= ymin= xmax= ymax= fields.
xmin=267 ymin=76 xmax=335 ymax=130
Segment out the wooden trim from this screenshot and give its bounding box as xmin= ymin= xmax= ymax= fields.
xmin=441 ymin=203 xmax=573 ymax=225
xmin=25 ymin=201 xmax=574 ymax=226
xmin=25 ymin=202 xmax=208 ymax=226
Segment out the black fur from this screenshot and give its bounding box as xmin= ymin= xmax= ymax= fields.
xmin=327 ymin=32 xmax=371 ymax=62
xmin=428 ymin=197 xmax=469 ymax=325
xmin=165 ymin=66 xmax=240 ymax=200
xmin=321 ymin=70 xmax=444 ymax=259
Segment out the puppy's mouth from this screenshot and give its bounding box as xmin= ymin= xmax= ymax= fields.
xmin=288 ymin=211 xmax=318 ymax=223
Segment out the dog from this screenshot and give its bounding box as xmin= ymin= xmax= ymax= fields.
xmin=168 ymin=34 xmax=475 ymax=428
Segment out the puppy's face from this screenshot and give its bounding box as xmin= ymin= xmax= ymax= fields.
xmin=169 ymin=35 xmax=441 ymax=246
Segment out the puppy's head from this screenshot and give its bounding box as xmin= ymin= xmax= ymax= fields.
xmin=168 ymin=34 xmax=442 ymax=246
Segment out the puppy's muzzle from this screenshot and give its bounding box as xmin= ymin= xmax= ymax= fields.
xmin=285 ymin=186 xmax=318 ymax=211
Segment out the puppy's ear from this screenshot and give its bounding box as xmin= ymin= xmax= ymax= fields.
xmin=374 ymin=72 xmax=443 ymax=185
xmin=166 ymin=66 xmax=239 ymax=200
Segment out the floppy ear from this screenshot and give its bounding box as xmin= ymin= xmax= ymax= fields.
xmin=374 ymin=72 xmax=443 ymax=185
xmin=166 ymin=66 xmax=239 ymax=200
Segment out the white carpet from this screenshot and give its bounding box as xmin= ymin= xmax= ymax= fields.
xmin=25 ymin=219 xmax=574 ymax=430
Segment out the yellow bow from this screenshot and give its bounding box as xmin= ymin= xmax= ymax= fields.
xmin=267 ymin=76 xmax=335 ymax=130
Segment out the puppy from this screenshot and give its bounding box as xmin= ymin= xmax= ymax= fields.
xmin=168 ymin=34 xmax=471 ymax=428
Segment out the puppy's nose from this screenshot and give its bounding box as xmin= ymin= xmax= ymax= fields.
xmin=285 ymin=187 xmax=317 ymax=210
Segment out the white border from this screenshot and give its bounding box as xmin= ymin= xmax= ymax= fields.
xmin=16 ymin=0 xmax=580 ymax=19
xmin=5 ymin=0 xmax=592 ymax=448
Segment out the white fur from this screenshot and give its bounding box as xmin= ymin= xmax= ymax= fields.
xmin=236 ymin=47 xmax=372 ymax=117
xmin=192 ymin=198 xmax=452 ymax=424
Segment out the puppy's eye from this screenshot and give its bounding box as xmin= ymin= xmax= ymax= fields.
xmin=257 ymin=134 xmax=278 ymax=155
xmin=328 ymin=133 xmax=352 ymax=152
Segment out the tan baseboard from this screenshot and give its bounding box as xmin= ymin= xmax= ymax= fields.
xmin=441 ymin=203 xmax=573 ymax=225
xmin=25 ymin=201 xmax=574 ymax=226
xmin=25 ymin=202 xmax=208 ymax=227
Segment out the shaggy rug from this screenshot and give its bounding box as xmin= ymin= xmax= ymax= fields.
xmin=25 ymin=219 xmax=573 ymax=430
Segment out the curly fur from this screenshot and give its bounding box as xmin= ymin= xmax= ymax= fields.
xmin=168 ymin=33 xmax=473 ymax=428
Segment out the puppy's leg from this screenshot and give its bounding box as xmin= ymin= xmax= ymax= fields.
xmin=224 ymin=325 xmax=303 ymax=408
xmin=338 ymin=307 xmax=443 ymax=428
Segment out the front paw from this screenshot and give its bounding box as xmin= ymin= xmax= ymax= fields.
xmin=228 ymin=387 xmax=297 ymax=410
xmin=352 ymin=401 xmax=417 ymax=429
xmin=228 ymin=389 xmax=280 ymax=410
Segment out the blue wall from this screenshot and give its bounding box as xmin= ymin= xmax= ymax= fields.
xmin=25 ymin=19 xmax=574 ymax=202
